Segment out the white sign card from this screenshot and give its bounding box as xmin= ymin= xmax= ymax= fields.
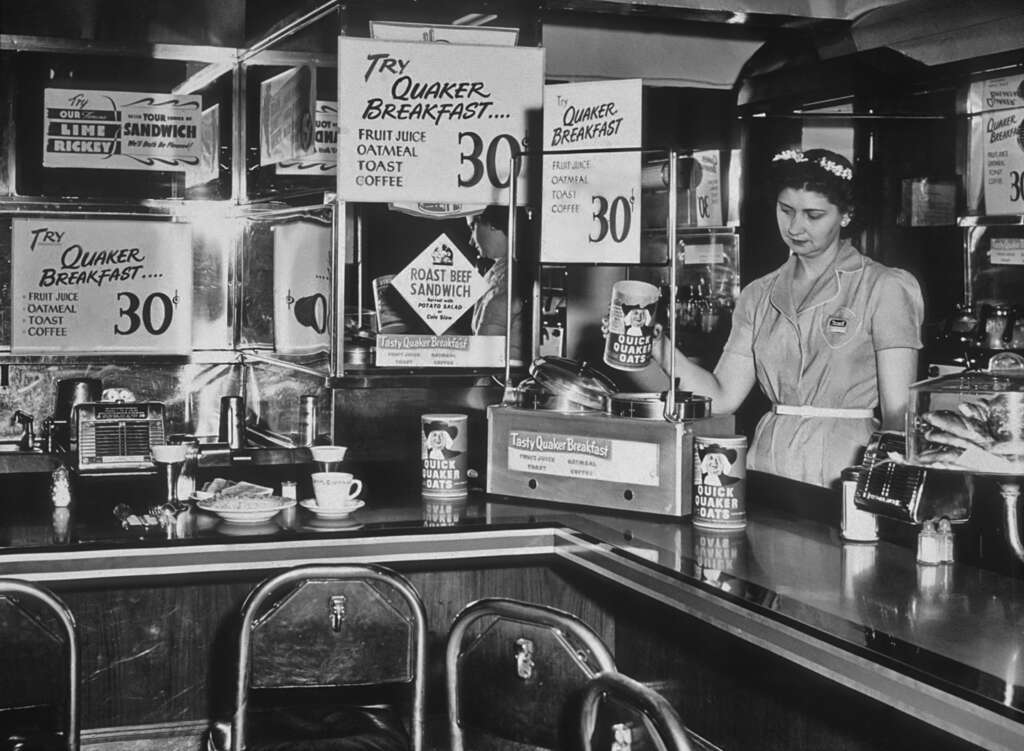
xmin=43 ymin=88 xmax=202 ymax=171
xmin=259 ymin=65 xmax=316 ymax=167
xmin=978 ymin=107 xmax=1024 ymax=216
xmin=185 ymin=104 xmax=220 ymax=188
xmin=693 ymin=150 xmax=723 ymax=228
xmin=506 ymin=430 xmax=660 ymax=486
xmin=990 ymin=237 xmax=1024 ymax=266
xmin=389 ymin=233 xmax=488 ymax=335
xmin=336 ymin=37 xmax=544 ymax=204
xmin=273 ymin=221 xmax=332 ymax=354
xmin=967 ymin=73 xmax=1024 ymax=114
xmin=11 ymin=218 xmax=192 ymax=354
xmin=277 ymin=101 xmax=338 ymax=175
xmin=967 ymin=74 xmax=1024 ymax=215
xmin=370 ymin=20 xmax=519 ymax=46
xmin=541 ymin=79 xmax=643 ymax=264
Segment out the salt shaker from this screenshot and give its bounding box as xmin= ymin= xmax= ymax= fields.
xmin=841 ymin=466 xmax=878 ymax=543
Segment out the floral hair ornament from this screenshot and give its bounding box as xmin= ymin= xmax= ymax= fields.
xmin=771 ymin=149 xmax=853 ymax=181
xmin=771 ymin=149 xmax=807 ymax=163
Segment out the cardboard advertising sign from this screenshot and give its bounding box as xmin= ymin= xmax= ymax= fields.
xmin=336 ymin=37 xmax=543 ymax=204
xmin=43 ymin=88 xmax=202 ymax=171
xmin=277 ymin=101 xmax=338 ymax=175
xmin=259 ymin=65 xmax=317 ymax=167
xmin=184 ymin=104 xmax=220 ymax=187
xmin=541 ymin=79 xmax=643 ymax=263
xmin=389 ymin=234 xmax=488 ymax=336
xmin=968 ymin=74 xmax=1024 ymax=215
xmin=11 ymin=218 xmax=192 ymax=355
xmin=273 ymin=221 xmax=332 ymax=354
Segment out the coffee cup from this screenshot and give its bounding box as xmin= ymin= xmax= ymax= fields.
xmin=312 ymin=471 xmax=362 ymax=508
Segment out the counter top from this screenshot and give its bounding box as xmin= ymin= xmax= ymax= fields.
xmin=2 ymin=470 xmax=1024 ymax=749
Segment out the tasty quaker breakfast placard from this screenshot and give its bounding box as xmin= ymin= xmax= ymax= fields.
xmin=541 ymin=79 xmax=643 ymax=264
xmin=11 ymin=218 xmax=192 ymax=355
xmin=337 ymin=37 xmax=544 ymax=204
xmin=967 ymin=73 xmax=1024 ymax=215
xmin=43 ymin=88 xmax=202 ymax=171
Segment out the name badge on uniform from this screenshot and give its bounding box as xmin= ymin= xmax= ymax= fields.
xmin=827 ymin=316 xmax=848 ymax=333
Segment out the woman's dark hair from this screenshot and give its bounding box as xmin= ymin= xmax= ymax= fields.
xmin=477 ymin=203 xmax=511 ymax=234
xmin=770 ymin=148 xmax=856 ymax=215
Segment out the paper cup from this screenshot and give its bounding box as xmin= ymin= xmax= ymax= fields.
xmin=603 ymin=280 xmax=661 ymax=371
xmin=310 ymin=445 xmax=347 ymax=472
xmin=312 ymin=471 xmax=363 ymax=508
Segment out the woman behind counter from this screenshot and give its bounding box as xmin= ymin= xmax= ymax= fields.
xmin=655 ymin=148 xmax=924 ymax=488
xmin=468 ymin=204 xmax=525 ymax=366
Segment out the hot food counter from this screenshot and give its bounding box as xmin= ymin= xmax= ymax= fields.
xmin=1 ymin=472 xmax=1023 ymax=750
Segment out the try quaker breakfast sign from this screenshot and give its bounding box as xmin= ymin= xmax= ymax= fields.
xmin=541 ymin=79 xmax=643 ymax=264
xmin=336 ymin=38 xmax=544 ymax=204
xmin=11 ymin=219 xmax=192 ymax=355
xmin=43 ymin=89 xmax=202 ymax=171
xmin=389 ymin=233 xmax=488 ymax=335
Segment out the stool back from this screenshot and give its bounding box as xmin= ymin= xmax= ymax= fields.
xmin=579 ymin=671 xmax=697 ymax=751
xmin=232 ymin=564 xmax=427 ymax=751
xmin=0 ymin=578 xmax=79 ymax=751
xmin=446 ymin=597 xmax=615 ymax=751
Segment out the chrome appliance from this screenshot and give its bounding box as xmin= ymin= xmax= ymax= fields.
xmin=71 ymin=401 xmax=166 ymax=473
xmin=487 ymin=358 xmax=734 ymax=517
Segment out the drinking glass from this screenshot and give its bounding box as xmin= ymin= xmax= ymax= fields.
xmin=152 ymin=444 xmax=188 ymax=504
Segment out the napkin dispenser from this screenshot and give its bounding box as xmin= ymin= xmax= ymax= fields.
xmin=854 ymin=431 xmax=972 ymax=524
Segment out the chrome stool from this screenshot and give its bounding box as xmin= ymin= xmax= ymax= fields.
xmin=0 ymin=578 xmax=79 ymax=751
xmin=580 ymin=671 xmax=719 ymax=751
xmin=218 ymin=564 xmax=428 ymax=751
xmin=446 ymin=597 xmax=616 ymax=751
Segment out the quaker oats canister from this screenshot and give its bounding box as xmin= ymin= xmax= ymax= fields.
xmin=603 ymin=280 xmax=661 ymax=371
xmin=421 ymin=413 xmax=468 ymax=499
xmin=693 ymin=435 xmax=747 ymax=529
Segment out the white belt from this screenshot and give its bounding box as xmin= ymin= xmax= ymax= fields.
xmin=773 ymin=404 xmax=874 ymax=419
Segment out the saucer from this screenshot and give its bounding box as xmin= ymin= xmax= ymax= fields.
xmin=302 ymin=517 xmax=365 ymax=533
xmin=300 ymin=498 xmax=365 ymax=520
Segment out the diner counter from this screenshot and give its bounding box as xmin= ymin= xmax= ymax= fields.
xmin=2 ymin=470 xmax=1024 ymax=749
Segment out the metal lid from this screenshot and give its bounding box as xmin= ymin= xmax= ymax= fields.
xmin=529 ymin=356 xmax=617 ymax=411
xmin=607 ymin=391 xmax=711 ymax=420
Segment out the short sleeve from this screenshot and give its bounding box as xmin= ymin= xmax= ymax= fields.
xmin=870 ymin=268 xmax=924 ymax=350
xmin=720 ymin=281 xmax=759 ymax=358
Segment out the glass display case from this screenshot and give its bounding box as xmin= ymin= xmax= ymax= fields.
xmin=907 ymin=366 xmax=1024 ymax=474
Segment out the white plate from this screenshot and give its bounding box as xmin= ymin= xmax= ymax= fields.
xmin=299 ymin=498 xmax=365 ymax=520
xmin=198 ymin=498 xmax=296 ymax=524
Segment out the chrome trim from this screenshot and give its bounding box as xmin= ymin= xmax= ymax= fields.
xmin=0 ymin=578 xmax=80 ymax=751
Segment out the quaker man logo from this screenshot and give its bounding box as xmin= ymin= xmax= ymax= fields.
xmin=423 ymin=421 xmax=462 ymax=461
xmin=431 ymin=243 xmax=454 ymax=265
xmin=620 ymin=303 xmax=655 ymax=337
xmin=698 ymin=444 xmax=740 ymax=487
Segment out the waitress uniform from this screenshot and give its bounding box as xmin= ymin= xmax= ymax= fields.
xmin=715 ymin=240 xmax=924 ymax=488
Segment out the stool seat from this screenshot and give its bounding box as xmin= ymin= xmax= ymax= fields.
xmin=243 ymin=704 xmax=408 ymax=751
